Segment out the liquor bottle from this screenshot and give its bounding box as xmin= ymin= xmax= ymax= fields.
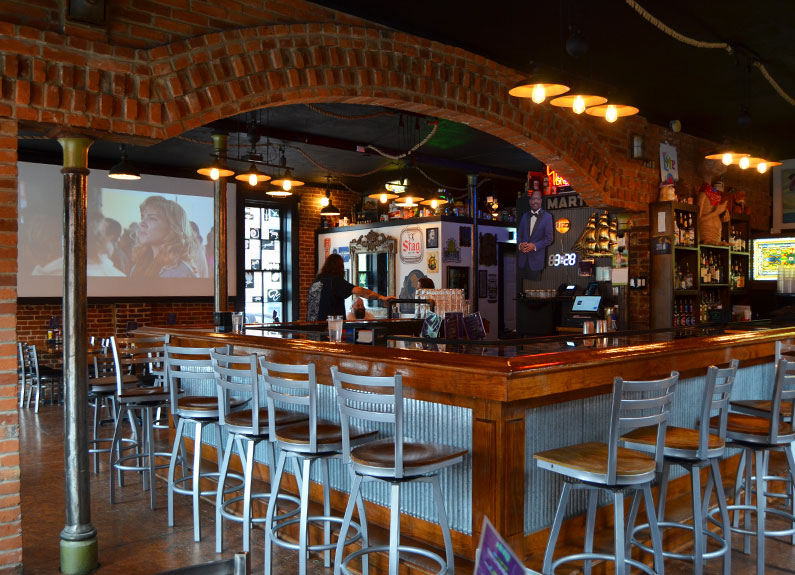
xmin=688 ymin=214 xmax=695 ymax=246
xmin=674 ymin=213 xmax=681 ymax=245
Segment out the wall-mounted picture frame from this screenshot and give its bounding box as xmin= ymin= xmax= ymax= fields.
xmin=446 ymin=266 xmax=470 ymax=300
xmin=478 ymin=269 xmax=488 ymax=299
xmin=772 ymin=159 xmax=795 ymax=233
xmin=459 ymin=226 xmax=472 ymax=247
xmin=426 ymin=226 xmax=439 ymax=249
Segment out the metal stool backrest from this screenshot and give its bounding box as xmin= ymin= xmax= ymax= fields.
xmin=24 ymin=344 xmax=41 ymax=383
xmin=93 ymin=351 xmax=115 ymax=378
xmin=17 ymin=342 xmax=26 ymax=383
xmin=260 ymin=358 xmax=317 ymax=450
xmin=112 ymin=335 xmax=167 ymax=384
xmin=164 ymin=344 xmax=215 ymax=414
xmin=768 ymin=358 xmax=795 ymax=443
xmin=607 ymin=371 xmax=679 ymax=484
xmin=775 ymin=340 xmax=795 ymax=365
xmin=211 ymin=349 xmax=260 ymax=433
xmin=331 ymin=367 xmax=404 ymax=476
xmin=696 ymin=359 xmax=738 ymax=459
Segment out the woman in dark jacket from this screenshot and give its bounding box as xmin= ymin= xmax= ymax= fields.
xmin=306 ymin=253 xmax=391 ymax=321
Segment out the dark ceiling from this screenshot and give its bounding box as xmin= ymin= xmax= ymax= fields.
xmin=17 ymin=0 xmax=795 ymax=207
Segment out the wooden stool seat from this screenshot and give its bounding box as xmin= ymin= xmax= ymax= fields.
xmin=731 ymin=399 xmax=792 ymax=418
xmin=623 ymin=425 xmax=725 ymax=458
xmin=118 ymin=386 xmax=168 ymax=401
xmin=276 ymin=419 xmax=376 ymax=448
xmin=225 ymin=407 xmax=306 ymax=434
xmin=712 ymin=413 xmax=795 ymax=442
xmin=351 ymin=438 xmax=467 ymax=470
xmin=536 ymin=441 xmax=656 ymax=483
xmin=91 ymin=374 xmax=137 ymax=389
xmin=177 ymin=395 xmax=247 ymax=412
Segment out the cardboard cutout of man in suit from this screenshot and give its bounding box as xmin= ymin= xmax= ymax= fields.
xmin=517 ymin=190 xmax=554 ymax=280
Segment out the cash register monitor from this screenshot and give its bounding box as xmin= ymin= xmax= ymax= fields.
xmin=571 ymin=295 xmax=601 ymax=314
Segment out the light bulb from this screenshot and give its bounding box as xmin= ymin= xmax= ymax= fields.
xmin=282 ymin=179 xmax=292 ymax=191
xmin=248 ymin=173 xmax=257 ymax=186
xmin=210 ymin=167 xmax=220 ymax=181
xmin=721 ymin=153 xmax=733 ymax=166
xmin=531 ymin=84 xmax=546 ymax=104
xmin=739 ymin=156 xmax=750 ymax=170
xmin=605 ymin=105 xmax=618 ymax=123
xmin=757 ymin=162 xmax=768 ymax=174
xmin=572 ymin=95 xmax=586 ymax=114
xmin=380 ymin=193 xmax=388 ymax=203
xmin=405 ymin=196 xmax=413 ymax=205
xmin=431 ymin=199 xmax=438 ymax=209
xmin=320 ymin=195 xmax=329 ymax=207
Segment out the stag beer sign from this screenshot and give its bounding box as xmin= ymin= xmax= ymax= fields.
xmin=400 ymin=227 xmax=423 ymax=264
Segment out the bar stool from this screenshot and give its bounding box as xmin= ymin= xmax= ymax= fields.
xmin=211 ymin=349 xmax=306 ymax=554
xmin=261 ymin=359 xmax=376 ymax=575
xmin=164 ymin=343 xmax=247 ymax=542
xmin=711 ymin=357 xmax=795 ymax=575
xmin=729 ymin=340 xmax=795 ymax=544
xmin=108 ymin=335 xmax=170 ymax=509
xmin=623 ymin=360 xmax=738 ymax=575
xmin=17 ymin=343 xmax=26 ymax=409
xmin=535 ymin=371 xmax=678 ymax=575
xmin=331 ymin=366 xmax=467 ymax=575
xmin=23 ymin=343 xmax=62 ymax=412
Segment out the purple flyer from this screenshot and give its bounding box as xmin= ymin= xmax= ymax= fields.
xmin=475 ymin=517 xmax=536 ymax=575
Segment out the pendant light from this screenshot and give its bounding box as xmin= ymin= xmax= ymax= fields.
xmin=368 ymin=190 xmax=399 ymax=204
xmin=550 ymin=90 xmax=607 ymax=114
xmin=509 ymin=75 xmax=570 ymax=104
xmin=419 ymin=190 xmax=449 ymax=210
xmin=269 ymin=147 xmax=304 ymax=194
xmin=745 ymin=157 xmax=782 ymax=174
xmin=108 ymin=144 xmax=141 ymax=180
xmin=704 ymin=149 xmax=750 ymax=166
xmin=320 ymin=175 xmax=340 ymax=216
xmin=197 ymin=133 xmax=235 ymax=180
xmin=395 ymin=194 xmax=424 ymax=208
xmin=585 ymin=103 xmax=639 ymax=123
xmin=234 ymin=122 xmax=271 ymax=186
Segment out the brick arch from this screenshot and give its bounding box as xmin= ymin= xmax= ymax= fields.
xmin=146 ymin=23 xmax=632 ymax=208
xmin=0 ymin=21 xmax=649 ymax=210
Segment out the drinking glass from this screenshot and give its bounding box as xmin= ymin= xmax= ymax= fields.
xmin=327 ymin=315 xmax=343 ymax=342
xmin=231 ymin=312 xmax=244 ymax=334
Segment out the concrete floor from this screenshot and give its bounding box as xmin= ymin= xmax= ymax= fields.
xmin=18 ymin=404 xmax=795 ymax=574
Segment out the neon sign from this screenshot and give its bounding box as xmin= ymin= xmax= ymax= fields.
xmin=547 ymin=165 xmax=569 ymax=188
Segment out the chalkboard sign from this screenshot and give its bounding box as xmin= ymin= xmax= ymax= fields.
xmin=463 ymin=312 xmax=487 ymax=340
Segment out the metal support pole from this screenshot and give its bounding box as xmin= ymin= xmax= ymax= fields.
xmin=213 ymin=132 xmax=229 ymax=313
xmin=58 ymin=137 xmax=98 ymax=574
xmin=468 ymin=174 xmax=479 ymax=313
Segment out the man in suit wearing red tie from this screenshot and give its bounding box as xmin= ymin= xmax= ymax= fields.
xmin=518 ymin=190 xmax=554 ymax=280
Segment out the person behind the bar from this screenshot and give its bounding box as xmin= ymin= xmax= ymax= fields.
xmin=517 ymin=190 xmax=553 ymax=280
xmin=131 ymin=195 xmax=203 ymax=278
xmin=306 ymin=253 xmax=393 ymax=321
xmin=347 ymin=296 xmax=375 ymax=320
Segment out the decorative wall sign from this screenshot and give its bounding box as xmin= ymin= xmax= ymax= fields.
xmin=479 ymin=233 xmax=497 ymax=266
xmin=400 ymin=226 xmax=423 ymax=264
xmin=446 ymin=266 xmax=469 ymax=300
xmin=426 ymin=227 xmax=439 ymax=249
xmin=653 ymin=235 xmax=672 ymax=255
xmin=427 ymin=252 xmax=439 ymax=273
xmin=459 ymin=226 xmax=472 ymax=247
xmin=478 ymin=269 xmax=488 ymax=298
xmin=555 ymin=218 xmax=571 ymax=233
xmin=488 ymin=274 xmax=498 ymax=301
xmin=659 ymin=142 xmax=679 ymax=184
xmin=442 ymin=238 xmax=461 ymax=262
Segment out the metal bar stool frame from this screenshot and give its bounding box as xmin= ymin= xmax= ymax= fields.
xmin=108 ymin=335 xmax=171 ymax=510
xmin=623 ymin=360 xmax=738 ymax=575
xmin=23 ymin=343 xmax=62 ymax=412
xmin=17 ymin=342 xmax=26 ymax=409
xmin=729 ymin=340 xmax=795 ymax=546
xmin=211 ymin=349 xmax=304 ymax=554
xmin=261 ymin=359 xmax=372 ymax=575
xmin=331 ymin=366 xmax=467 ymax=575
xmin=535 ymin=371 xmax=679 ymax=575
xmin=706 ymin=357 xmax=795 ymax=575
xmin=88 ymin=349 xmax=127 ymax=474
xmin=164 ymin=343 xmax=246 ymax=543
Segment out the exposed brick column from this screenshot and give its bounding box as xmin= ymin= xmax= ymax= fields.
xmin=0 ymin=118 xmax=21 ymax=573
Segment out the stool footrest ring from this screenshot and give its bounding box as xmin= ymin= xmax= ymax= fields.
xmin=707 ymin=504 xmax=795 ymax=538
xmin=550 ymin=552 xmax=656 ymax=575
xmin=270 ymin=515 xmax=361 ymax=553
xmin=631 ymin=521 xmax=729 ymax=561
xmin=219 ymin=492 xmax=301 ymax=525
xmin=339 ymin=544 xmax=447 ymax=575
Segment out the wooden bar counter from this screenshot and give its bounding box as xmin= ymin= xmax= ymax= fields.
xmin=141 ymin=322 xmax=794 ymax=568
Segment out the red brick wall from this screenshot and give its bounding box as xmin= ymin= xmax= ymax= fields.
xmin=0 ymin=118 xmax=20 ymax=572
